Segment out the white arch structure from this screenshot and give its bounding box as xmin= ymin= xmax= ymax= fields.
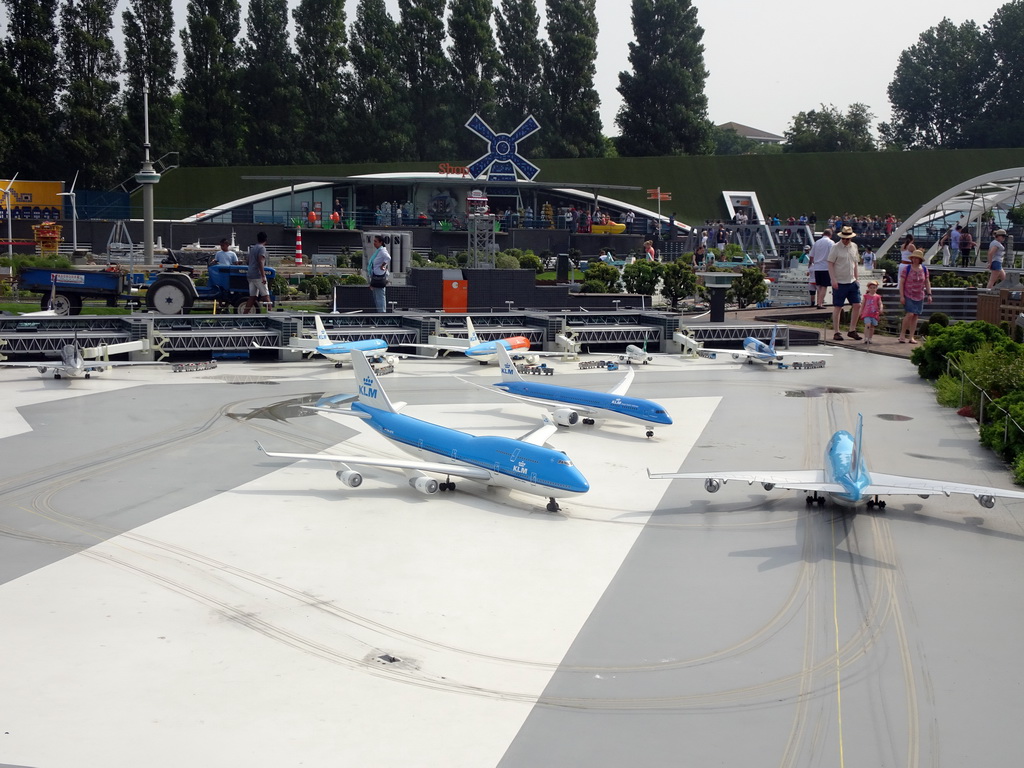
xmin=877 ymin=167 xmax=1024 ymax=262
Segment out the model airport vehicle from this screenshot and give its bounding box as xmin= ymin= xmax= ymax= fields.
xmin=145 ymin=260 xmax=276 ymax=314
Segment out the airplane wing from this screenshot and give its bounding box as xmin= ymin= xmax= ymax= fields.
xmin=256 ymin=443 xmax=493 ymax=481
xmin=606 ymin=364 xmax=635 ymax=397
xmin=646 ymin=468 xmax=846 ymax=493
xmin=251 ymin=341 xmax=318 ymax=353
xmin=864 ymin=472 xmax=1024 ymax=501
xmin=699 ymin=347 xmax=831 ymax=359
xmin=0 ymin=361 xmax=54 ymax=369
xmin=82 ymin=361 xmax=167 ymax=369
xmin=518 ymin=413 xmax=558 ymax=447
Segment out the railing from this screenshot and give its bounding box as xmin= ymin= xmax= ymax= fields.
xmin=946 ymin=356 xmax=1024 ymax=447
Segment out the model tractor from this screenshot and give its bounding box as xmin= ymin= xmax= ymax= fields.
xmin=146 ymin=261 xmax=276 ymax=314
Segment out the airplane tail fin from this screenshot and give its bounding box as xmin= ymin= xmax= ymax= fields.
xmin=466 ymin=316 xmax=480 ymax=345
xmin=769 ymin=325 xmax=778 ymax=349
xmin=853 ymin=413 xmax=864 ymax=470
xmin=349 ymin=350 xmax=398 ymax=413
xmin=496 ymin=343 xmax=524 ymax=382
xmin=313 ymin=314 xmax=331 ymax=344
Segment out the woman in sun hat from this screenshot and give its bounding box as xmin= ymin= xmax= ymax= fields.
xmin=898 ymin=249 xmax=932 ymax=344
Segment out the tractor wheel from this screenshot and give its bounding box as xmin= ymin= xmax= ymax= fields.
xmin=147 ymin=280 xmax=194 ymax=315
xmin=44 ymin=293 xmax=82 ymax=315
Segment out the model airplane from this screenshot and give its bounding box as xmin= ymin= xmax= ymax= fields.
xmin=702 ymin=326 xmax=830 ymax=365
xmin=649 ymin=414 xmax=1024 ymax=510
xmin=462 ymin=344 xmax=672 ymax=438
xmin=257 ymin=349 xmax=590 ymax=512
xmin=252 ymin=314 xmax=389 ymax=367
xmin=0 ymin=338 xmax=166 ymax=379
xmin=409 ymin=317 xmax=551 ymax=364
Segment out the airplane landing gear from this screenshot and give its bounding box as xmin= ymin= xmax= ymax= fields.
xmin=582 ymin=418 xmax=596 ymax=425
xmin=645 ymin=429 xmax=654 ymax=438
xmin=334 ymin=362 xmax=345 ymax=369
xmin=805 ymin=491 xmax=826 ymax=507
xmin=546 ymin=497 xmax=560 ymax=513
xmin=866 ymin=496 xmax=886 ymax=510
xmin=439 ymin=476 xmax=456 ymax=492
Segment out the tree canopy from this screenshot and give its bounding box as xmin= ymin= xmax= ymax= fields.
xmin=784 ymin=103 xmax=876 ymax=153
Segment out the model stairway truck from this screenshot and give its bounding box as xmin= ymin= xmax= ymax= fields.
xmin=146 ymin=263 xmax=277 ymax=314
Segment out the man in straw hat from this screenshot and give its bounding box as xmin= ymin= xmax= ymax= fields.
xmin=827 ymin=225 xmax=862 ymax=341
xmin=987 ymin=229 xmax=1008 ymax=289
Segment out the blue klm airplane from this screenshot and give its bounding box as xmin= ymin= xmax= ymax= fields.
xmin=649 ymin=414 xmax=1024 ymax=509
xmin=253 ymin=314 xmax=388 ymax=367
xmin=257 ymin=349 xmax=590 ymax=512
xmin=462 ymin=344 xmax=672 ymax=438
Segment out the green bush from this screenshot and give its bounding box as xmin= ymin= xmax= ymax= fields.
xmin=580 ymin=279 xmax=607 ymax=294
xmin=727 ymin=267 xmax=769 ymax=308
xmin=583 ymin=262 xmax=622 ymax=292
xmin=659 ymin=261 xmax=698 ymax=309
xmin=929 ymin=312 xmax=950 ymax=327
xmin=342 ymin=274 xmax=366 ymax=285
xmin=979 ymin=391 xmax=1024 ymax=462
xmin=517 ymin=252 xmax=543 ymax=272
xmin=910 ymin=321 xmax=1015 ymax=379
xmin=494 ymin=252 xmax=520 ymax=269
xmin=1014 ymin=451 xmax=1024 ymax=486
xmin=622 ymin=260 xmax=663 ymax=294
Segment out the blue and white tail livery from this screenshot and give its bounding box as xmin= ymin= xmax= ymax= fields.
xmin=649 ymin=413 xmax=1024 ymax=509
xmin=702 ymin=325 xmax=830 ymax=366
xmin=258 ymin=350 xmax=590 ymax=512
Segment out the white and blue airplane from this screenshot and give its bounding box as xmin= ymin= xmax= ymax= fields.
xmin=257 ymin=349 xmax=590 ymax=512
xmin=702 ymin=325 xmax=830 ymax=366
xmin=463 ymin=343 xmax=672 ymax=438
xmin=0 ymin=338 xmax=166 ymax=379
xmin=253 ymin=314 xmax=389 ymax=367
xmin=410 ymin=317 xmax=559 ymax=364
xmin=649 ymin=414 xmax=1024 ymax=510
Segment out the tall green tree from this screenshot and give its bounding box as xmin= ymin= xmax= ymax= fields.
xmin=179 ymin=0 xmax=243 ymax=166
xmin=448 ymin=0 xmax=499 ymax=157
xmin=293 ymin=0 xmax=349 ymax=163
xmin=346 ymin=0 xmax=414 ymax=162
xmin=970 ymin=1 xmax=1024 ymax=147
xmin=59 ymin=0 xmax=124 ymax=188
xmin=494 ymin=0 xmax=544 ymax=130
xmin=0 ymin=0 xmax=62 ymax=178
xmin=398 ymin=0 xmax=454 ymax=160
xmin=616 ymin=0 xmax=712 ymax=157
xmin=542 ymin=0 xmax=603 ymax=158
xmin=238 ymin=0 xmax=303 ymax=164
xmin=783 ymin=103 xmax=876 ymax=153
xmin=121 ymin=0 xmax=179 ymax=180
xmin=879 ymin=18 xmax=991 ymax=149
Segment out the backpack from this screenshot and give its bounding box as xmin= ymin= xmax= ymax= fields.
xmin=961 ymin=232 xmax=973 ymax=249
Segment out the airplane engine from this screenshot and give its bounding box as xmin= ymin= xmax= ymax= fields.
xmin=731 ymin=353 xmax=740 ymax=360
xmin=704 ymin=478 xmax=721 ymax=494
xmin=552 ymin=408 xmax=580 ymax=427
xmin=336 ymin=469 xmax=363 ymax=488
xmin=977 ymin=494 xmax=995 ymax=509
xmin=410 ymin=476 xmax=439 ymax=495
xmin=36 ymin=366 xmax=47 ymax=374
xmin=762 ymin=482 xmax=775 ymax=491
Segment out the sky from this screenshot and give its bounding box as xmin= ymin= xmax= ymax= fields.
xmin=4 ymin=0 xmax=1011 ymax=137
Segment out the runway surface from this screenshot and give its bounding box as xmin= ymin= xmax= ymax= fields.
xmin=1 ymin=347 xmax=1022 ymax=767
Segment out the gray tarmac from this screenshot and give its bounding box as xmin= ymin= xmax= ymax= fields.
xmin=0 ymin=347 xmax=1022 ymax=767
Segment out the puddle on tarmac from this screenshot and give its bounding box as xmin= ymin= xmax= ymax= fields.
xmin=784 ymin=386 xmax=855 ymax=398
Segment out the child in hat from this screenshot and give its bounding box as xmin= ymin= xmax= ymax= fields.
xmin=861 ymin=281 xmax=883 ymax=344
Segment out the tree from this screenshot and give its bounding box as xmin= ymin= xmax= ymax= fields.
xmin=727 ymin=267 xmax=767 ymax=309
xmin=879 ymin=18 xmax=991 ymax=149
xmin=293 ymin=0 xmax=349 ymax=163
xmin=448 ymin=0 xmax=499 ymax=157
xmin=783 ymin=103 xmax=876 ymax=153
xmin=58 ymin=0 xmax=124 ymax=188
xmin=398 ymin=0 xmax=454 ymax=160
xmin=347 ymin=0 xmax=414 ymax=162
xmin=583 ymin=262 xmax=622 ymax=292
xmin=658 ymin=260 xmax=696 ymax=308
xmin=615 ymin=0 xmax=712 ymax=157
xmin=238 ymin=0 xmax=304 ymax=164
xmin=622 ymin=259 xmax=663 ymax=294
xmin=0 ymin=0 xmax=62 ymax=179
xmin=494 ymin=0 xmax=545 ymax=129
xmin=968 ymin=1 xmax=1024 ymax=148
xmin=122 ymin=0 xmax=179 ymax=179
xmin=711 ymin=124 xmax=757 ymax=155
xmin=542 ymin=0 xmax=603 ymax=158
xmin=179 ymin=0 xmax=243 ymax=166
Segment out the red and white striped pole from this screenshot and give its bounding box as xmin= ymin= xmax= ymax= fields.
xmin=295 ymin=227 xmax=304 ymax=266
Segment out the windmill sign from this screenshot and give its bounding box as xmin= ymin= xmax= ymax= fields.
xmin=465 ymin=114 xmax=541 ymax=183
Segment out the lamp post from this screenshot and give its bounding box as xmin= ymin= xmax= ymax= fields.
xmin=57 ymin=170 xmax=79 ymax=254
xmin=1 ymin=173 xmax=17 ymax=258
xmin=134 ymin=84 xmax=161 ymax=264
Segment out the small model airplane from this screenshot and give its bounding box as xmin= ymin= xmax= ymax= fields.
xmin=462 ymin=344 xmax=672 ymax=438
xmin=618 ymin=344 xmax=652 ymax=364
xmin=0 ymin=338 xmax=166 ymax=379
xmin=252 ymin=314 xmax=389 ymax=367
xmin=649 ymin=414 xmax=1024 ymax=510
xmin=701 ymin=325 xmax=830 ymax=365
xmin=409 ymin=317 xmax=547 ymax=364
xmin=257 ymin=349 xmax=590 ymax=512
